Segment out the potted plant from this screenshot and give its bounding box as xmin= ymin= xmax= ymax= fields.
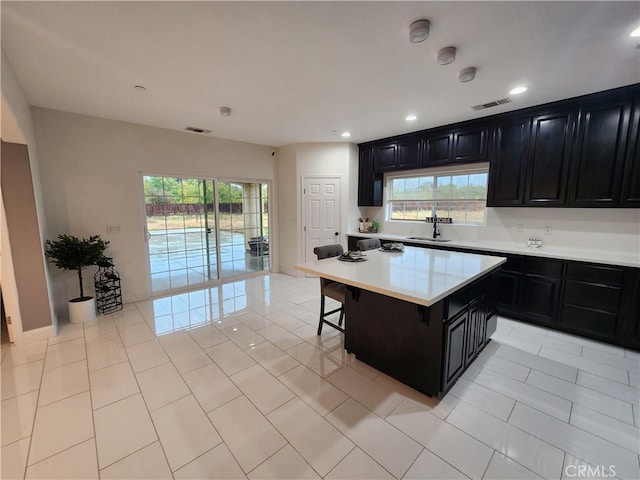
xmin=45 ymin=234 xmax=109 ymax=323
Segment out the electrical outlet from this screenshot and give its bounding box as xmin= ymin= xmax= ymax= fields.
xmin=544 ymin=225 xmax=552 ymax=235
xmin=516 ymin=224 xmax=523 ymax=233
xmin=106 ymin=225 xmax=121 ymax=234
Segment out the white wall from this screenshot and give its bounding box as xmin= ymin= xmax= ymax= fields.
xmin=1 ymin=49 xmax=56 ymax=336
xmin=358 ymin=169 xmax=640 ymax=258
xmin=277 ymin=143 xmax=360 ymax=276
xmin=32 ymin=108 xmax=277 ymax=316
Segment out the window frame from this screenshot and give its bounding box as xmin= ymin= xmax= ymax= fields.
xmin=385 ymin=164 xmax=489 ymax=226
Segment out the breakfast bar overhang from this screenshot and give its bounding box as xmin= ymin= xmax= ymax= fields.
xmin=295 ymin=246 xmax=506 ymax=396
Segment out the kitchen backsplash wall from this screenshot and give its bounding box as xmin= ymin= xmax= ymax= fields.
xmin=357 ymin=206 xmax=640 ymax=256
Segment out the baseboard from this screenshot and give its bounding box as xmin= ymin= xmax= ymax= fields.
xmin=18 ymin=325 xmax=55 ymax=345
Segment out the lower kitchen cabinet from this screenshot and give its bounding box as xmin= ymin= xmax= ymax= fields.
xmin=442 ymin=309 xmax=468 ymax=392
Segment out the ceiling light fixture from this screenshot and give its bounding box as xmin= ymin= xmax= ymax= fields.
xmin=437 ymin=47 xmax=456 ymax=65
xmin=459 ymin=67 xmax=476 ymax=83
xmin=509 ymin=86 xmax=528 ymax=95
xmin=220 ymin=106 xmax=231 ymax=116
xmin=409 ymin=19 xmax=430 ymax=43
xmin=630 ymin=26 xmax=640 ymax=37
xmin=405 ymin=114 xmax=418 ymax=122
xmin=341 ymin=132 xmax=351 ymax=138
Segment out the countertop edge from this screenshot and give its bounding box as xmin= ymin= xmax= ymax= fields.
xmin=294 ymin=252 xmax=506 ymax=307
xmin=348 ymin=232 xmax=640 ymax=269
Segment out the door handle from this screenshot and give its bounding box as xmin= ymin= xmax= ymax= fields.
xmin=334 ymin=232 xmax=339 ymax=236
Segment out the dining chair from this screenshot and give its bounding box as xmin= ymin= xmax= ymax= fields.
xmin=356 ymin=238 xmax=381 ymax=251
xmin=313 ymin=244 xmax=347 ymax=335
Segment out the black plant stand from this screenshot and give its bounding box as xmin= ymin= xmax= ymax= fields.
xmin=94 ymin=258 xmax=123 ymax=314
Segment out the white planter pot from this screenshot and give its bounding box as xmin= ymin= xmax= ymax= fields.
xmin=68 ymin=297 xmax=96 ymax=324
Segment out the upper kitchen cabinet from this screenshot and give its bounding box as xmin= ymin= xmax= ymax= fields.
xmin=621 ymin=96 xmax=640 ymax=206
xmin=358 ymin=145 xmax=383 ymax=206
xmin=524 ymin=110 xmax=576 ymax=206
xmin=422 ymin=124 xmax=488 ymax=167
xmin=372 ymin=136 xmax=420 ymax=172
xmin=567 ymin=98 xmax=632 ymax=206
xmin=487 ymin=115 xmax=531 ymax=206
xmin=373 ymin=142 xmax=397 ymax=171
xmin=422 ymin=130 xmax=453 ymax=166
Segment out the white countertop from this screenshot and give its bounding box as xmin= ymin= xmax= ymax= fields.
xmin=294 ymin=246 xmax=505 ymax=307
xmin=348 ymin=232 xmax=640 ymax=268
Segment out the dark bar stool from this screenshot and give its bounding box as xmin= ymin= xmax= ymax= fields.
xmin=313 ymin=244 xmax=347 ymax=335
xmin=356 ymin=238 xmax=381 ymax=251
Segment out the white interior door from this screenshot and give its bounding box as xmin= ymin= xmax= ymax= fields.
xmin=303 ymin=177 xmax=341 ymax=262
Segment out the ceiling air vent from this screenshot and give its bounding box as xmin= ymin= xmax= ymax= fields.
xmin=185 ymin=126 xmax=212 ymax=134
xmin=471 ymin=98 xmax=512 ymax=111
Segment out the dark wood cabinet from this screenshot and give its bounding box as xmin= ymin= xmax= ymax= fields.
xmin=358 ymin=146 xmax=382 ymax=206
xmin=373 ymin=142 xmax=397 ymax=171
xmin=559 ymin=263 xmax=633 ymax=341
xmin=568 ymin=99 xmax=632 ymax=206
xmin=359 ymin=84 xmax=640 ymax=208
xmin=442 ymin=309 xmax=468 ymax=392
xmin=621 ymin=96 xmax=640 ymax=206
xmin=423 ymin=131 xmax=453 ymax=166
xmin=453 ymin=126 xmax=489 ymax=163
xmin=396 ymin=136 xmax=421 ymax=169
xmin=524 ymin=110 xmax=576 ymax=206
xmin=487 ymin=116 xmax=530 ymax=206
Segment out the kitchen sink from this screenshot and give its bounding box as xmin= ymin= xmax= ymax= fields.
xmin=406 ymin=237 xmax=452 ymax=242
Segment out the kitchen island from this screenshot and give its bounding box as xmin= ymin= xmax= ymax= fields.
xmin=295 ymin=246 xmax=506 ymax=396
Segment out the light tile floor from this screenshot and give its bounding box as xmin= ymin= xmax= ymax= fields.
xmin=1 ymin=273 xmax=639 ymax=479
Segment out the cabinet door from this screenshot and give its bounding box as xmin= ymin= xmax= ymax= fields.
xmin=474 ymin=296 xmax=488 ymax=352
xmin=568 ymin=99 xmax=631 ymax=206
xmin=396 ymin=137 xmax=421 ymax=170
xmin=358 ymin=146 xmax=383 ymax=206
xmin=525 ymin=111 xmax=576 ymax=206
xmin=487 ymin=117 xmax=530 ymax=206
xmin=495 ymin=270 xmax=521 ymax=316
xmin=423 ymin=132 xmax=454 ymax=166
xmin=621 ymin=97 xmax=640 ymax=206
xmin=442 ymin=309 xmax=468 ymax=392
xmin=453 ymin=126 xmax=488 ymax=163
xmin=373 ymin=142 xmax=397 ymax=171
xmin=520 ymin=274 xmax=562 ymax=325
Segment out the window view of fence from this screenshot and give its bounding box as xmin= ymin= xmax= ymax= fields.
xmin=388 ymin=170 xmax=488 ymax=224
xmin=144 ymin=176 xmax=269 ymax=293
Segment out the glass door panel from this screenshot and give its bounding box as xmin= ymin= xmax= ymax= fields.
xmin=144 ymin=176 xmax=269 ymax=294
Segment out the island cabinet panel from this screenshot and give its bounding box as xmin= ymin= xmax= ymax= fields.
xmin=486 ymin=116 xmax=530 ymax=206
xmin=345 ymin=288 xmax=445 ymax=397
xmin=568 ymin=99 xmax=631 ymax=206
xmin=524 ymin=110 xmax=576 ymax=206
xmin=442 ymin=310 xmax=468 ymax=393
xmin=621 ymin=96 xmax=640 ymax=206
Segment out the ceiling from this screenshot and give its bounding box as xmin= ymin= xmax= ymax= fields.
xmin=2 ymin=1 xmax=639 ymax=147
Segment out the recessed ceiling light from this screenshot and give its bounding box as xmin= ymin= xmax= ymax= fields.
xmin=220 ymin=106 xmax=231 ymax=116
xmin=459 ymin=67 xmax=476 ymax=83
xmin=134 ymin=85 xmax=146 ymax=91
xmin=405 ymin=114 xmax=418 ymax=122
xmin=509 ymin=86 xmax=528 ymax=95
xmin=341 ymin=132 xmax=351 ymax=138
xmin=630 ymin=26 xmax=640 ymax=37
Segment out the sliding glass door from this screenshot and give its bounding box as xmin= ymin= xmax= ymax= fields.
xmin=144 ymin=175 xmax=269 ymax=294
